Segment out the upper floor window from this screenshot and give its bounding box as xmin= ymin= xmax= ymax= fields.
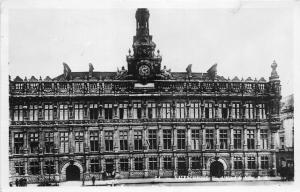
xmin=177 ymin=130 xmax=186 ymax=150
xmin=29 ymin=105 xmax=38 ymax=121
xmin=204 ymin=102 xmax=213 ymax=118
xmin=119 ymin=130 xmax=128 ymax=151
xmin=205 ymin=129 xmax=214 ymax=149
xmin=161 ymin=103 xmax=171 ymax=119
xmin=219 ymin=103 xmax=228 ymax=119
xmin=74 ymin=104 xmax=84 ymax=120
xmin=247 ymin=130 xmax=255 ymax=149
xmin=232 ymin=103 xmax=240 ymax=119
xmin=176 ymin=102 xmax=185 ymax=119
xmin=148 ymin=130 xmax=157 ymax=150
xmin=261 ymin=129 xmax=268 ymax=149
xmin=75 ymin=131 xmax=84 ymax=152
xmin=45 ymin=132 xmax=54 ymax=153
xmin=89 ymin=104 xmax=98 ymax=120
xmin=90 ymin=131 xmax=99 ymax=152
xmin=14 ymin=133 xmax=24 ymax=154
xmin=29 ymin=132 xmax=39 ymax=153
xmin=233 ymin=130 xmax=242 ymax=149
xmin=104 ymin=104 xmax=113 ymax=120
xmin=191 ymin=129 xmax=200 ymax=150
xmin=163 ymin=130 xmax=172 ymax=150
xmin=245 ymin=103 xmax=254 ymax=119
xmin=219 ymin=129 xmax=228 ymax=149
xmin=104 ymin=131 xmax=113 ymax=151
xmin=59 ymin=132 xmax=69 ymax=153
xmin=190 ymin=102 xmax=200 ymax=119
xmin=44 ymin=104 xmax=53 ymax=121
xmin=134 ymin=130 xmax=143 ymax=150
xmin=119 ymin=103 xmax=128 ymax=119
xmin=147 ymin=102 xmax=156 ymax=119
xmin=133 ymin=103 xmax=142 ymax=119
xmin=13 ymin=105 xmax=23 ymax=121
xmin=259 ymin=104 xmax=266 ymax=119
xmin=59 ymin=104 xmax=69 ymax=120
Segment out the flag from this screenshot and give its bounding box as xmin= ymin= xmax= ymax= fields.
xmin=207 ymin=63 xmax=217 ymax=80
xmin=89 ymin=63 xmax=94 ymax=73
xmin=63 ymin=62 xmax=71 ymax=80
xmin=186 ymin=64 xmax=192 ymax=77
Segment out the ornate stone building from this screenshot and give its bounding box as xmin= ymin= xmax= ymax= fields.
xmin=9 ymin=8 xmax=282 ymax=183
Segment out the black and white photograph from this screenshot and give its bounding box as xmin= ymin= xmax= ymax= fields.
xmin=0 ymin=0 xmax=299 ymax=191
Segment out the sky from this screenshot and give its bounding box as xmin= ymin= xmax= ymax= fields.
xmin=8 ymin=6 xmax=294 ymax=97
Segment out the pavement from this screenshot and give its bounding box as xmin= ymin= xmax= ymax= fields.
xmin=24 ymin=176 xmax=287 ymax=187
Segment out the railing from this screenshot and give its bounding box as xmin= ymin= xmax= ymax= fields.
xmin=9 ymin=80 xmax=280 ymax=97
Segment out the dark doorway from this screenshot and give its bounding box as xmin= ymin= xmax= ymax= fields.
xmin=178 ymin=158 xmax=188 ymax=176
xmin=66 ymin=165 xmax=80 ymax=181
xmin=210 ymin=160 xmax=224 ymax=178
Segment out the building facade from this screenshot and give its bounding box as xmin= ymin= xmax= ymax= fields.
xmin=9 ymin=9 xmax=282 ymax=183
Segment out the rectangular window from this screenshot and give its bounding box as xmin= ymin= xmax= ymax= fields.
xmin=13 ymin=105 xmax=23 ymax=121
xmin=45 ymin=132 xmax=54 ymax=153
xmin=147 ymin=102 xmax=156 ymax=119
xmin=133 ymin=103 xmax=142 ymax=119
xmin=205 ymin=129 xmax=214 ymax=149
xmin=148 ymin=130 xmax=157 ymax=150
xmin=90 ymin=159 xmax=100 ymax=173
xmin=191 ymin=130 xmax=200 ymax=150
xmin=134 ymin=130 xmax=143 ymax=150
xmin=44 ymin=104 xmax=53 ymax=121
xmin=219 ymin=130 xmax=228 ymax=149
xmin=104 ymin=104 xmax=113 ymax=120
xmin=259 ymin=104 xmax=266 ymax=119
xmin=30 ymin=161 xmax=40 ymax=175
xmin=90 ymin=131 xmax=99 ymax=152
xmin=59 ymin=104 xmax=69 ymax=120
xmin=14 ymin=133 xmax=24 ymax=154
xmin=204 ymin=102 xmax=213 ymax=118
xmin=245 ymin=103 xmax=254 ymax=119
xmin=29 ymin=132 xmax=39 ymax=153
xmin=119 ymin=130 xmax=128 ymax=151
xmin=191 ymin=157 xmax=201 ymax=169
xmin=233 ymin=130 xmax=242 ymax=149
xmin=163 ymin=157 xmax=172 ymax=170
xmin=75 ymin=131 xmax=84 ymax=152
xmin=134 ymin=158 xmax=143 ymax=170
xmin=119 ymin=103 xmax=128 ymax=119
xmin=220 ymin=103 xmax=228 ymax=119
xmin=149 ymin=157 xmax=158 ymax=170
xmin=105 ymin=131 xmax=114 ymax=151
xmin=60 ymin=132 xmax=69 ymax=153
xmin=15 ymin=162 xmax=25 ymax=175
xmin=120 ymin=159 xmax=129 ymax=171
xmin=234 ymin=157 xmax=243 ymax=169
xmin=247 ymin=130 xmax=255 ymax=149
xmin=261 ymin=156 xmax=269 ymax=169
xmin=74 ymin=104 xmax=84 ymax=120
xmin=232 ymin=103 xmax=240 ymax=119
xmin=89 ymin=104 xmax=98 ymax=120
xmin=163 ymin=130 xmax=172 ymax=150
xmin=177 ymin=130 xmax=186 ymax=150
xmin=247 ymin=157 xmax=256 ymax=169
xmin=261 ymin=129 xmax=268 ymax=149
xmin=29 ymin=105 xmax=38 ymax=121
xmin=190 ymin=102 xmax=200 ymax=119
xmin=44 ymin=160 xmax=55 ymax=174
xmin=162 ymin=103 xmax=171 ymax=119
xmin=176 ymin=102 xmax=185 ymax=118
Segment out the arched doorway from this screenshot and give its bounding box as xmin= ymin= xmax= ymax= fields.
xmin=210 ymin=160 xmax=224 ymax=178
xmin=66 ymin=164 xmax=80 ymax=181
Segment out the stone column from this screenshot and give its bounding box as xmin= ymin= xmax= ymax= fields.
xmin=40 ymin=160 xmax=44 ymax=176
xmin=69 ymin=128 xmax=74 ymax=154
xmin=256 ymin=124 xmax=261 ymax=150
xmin=158 ymin=125 xmax=163 ymax=151
xmin=23 ymin=131 xmax=28 ymax=154
xmin=55 ymin=158 xmax=59 ymax=174
xmin=172 ymin=126 xmax=177 ymax=151
xmin=202 ymin=125 xmax=206 ymax=150
xmin=129 ymin=126 xmax=133 ymax=152
xmin=174 ymin=156 xmax=178 ymax=177
xmin=230 ymin=156 xmax=234 ymax=176
xmin=114 ymin=126 xmax=119 ymax=152
xmin=271 ymin=131 xmax=275 ymax=149
xmin=144 ymin=157 xmax=149 ymax=177
xmin=187 ymin=125 xmax=191 ymax=150
xmin=216 ymin=125 xmax=220 ymax=151
xmin=86 ymin=158 xmax=90 ymax=174
xmin=84 ymin=127 xmax=89 ymax=151
xmin=99 ymin=126 xmax=104 ymax=152
xmin=274 ymin=131 xmax=279 ymax=150
xmin=54 ymin=127 xmax=59 ymax=153
xmin=258 ymin=156 xmax=261 ymax=169
xmin=230 ymin=125 xmax=234 ymax=150
xmin=159 ymin=156 xmax=163 ymax=177
xmin=143 ymin=125 xmax=148 ymax=151
xmin=188 ymin=156 xmax=192 ymax=176
xmin=243 ymin=125 xmax=247 ymax=150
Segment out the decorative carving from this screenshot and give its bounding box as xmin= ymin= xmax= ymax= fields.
xmin=157 ymin=65 xmax=172 ymax=80
xmin=115 ymin=66 xmax=128 ymax=80
xmin=63 ymin=62 xmax=72 ymax=80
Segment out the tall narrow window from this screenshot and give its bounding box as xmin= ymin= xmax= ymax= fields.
xmin=90 ymin=159 xmax=100 ymax=173
xmin=259 ymin=104 xmax=266 ymax=119
xmin=219 ymin=130 xmax=228 ymax=149
xmin=147 ymin=102 xmax=156 ymax=119
xmin=15 ymin=162 xmax=25 ymax=175
xmin=60 ymin=132 xmax=69 ymax=153
xmin=191 ymin=157 xmax=201 ymax=169
xmin=233 ymin=157 xmax=243 ymax=169
xmin=45 ymin=132 xmax=54 ymax=153
xmin=247 ymin=130 xmax=255 ymax=149
xmin=148 ymin=130 xmax=157 ymax=150
xmin=177 ymin=130 xmax=186 ymax=150
xmin=220 ymin=103 xmax=228 ymax=119
xmin=44 ymin=104 xmax=53 ymax=121
xmin=191 ymin=130 xmax=200 ymax=150
xmin=75 ymin=132 xmax=84 ymax=152
xmin=59 ymin=104 xmax=69 ymax=120
xmin=120 ymin=159 xmax=129 ymax=171
xmin=162 ymin=103 xmax=171 ymax=119
xmin=90 ymin=131 xmax=99 ymax=152
xmin=119 ymin=103 xmax=128 ymax=119
xmin=134 ymin=130 xmax=143 ymax=150
xmin=190 ymin=102 xmax=200 ymax=119
xmin=233 ymin=130 xmax=242 ymax=149
xmin=205 ymin=129 xmax=214 ymax=149
xmin=89 ymin=103 xmax=98 ymax=120
xmin=247 ymin=157 xmax=256 ymax=169
xmin=29 ymin=105 xmax=38 ymax=121
xmin=163 ymin=157 xmax=172 ymax=170
xmin=134 ymin=158 xmax=143 ymax=170
xmin=13 ymin=105 xmax=23 ymax=121
xmin=14 ymin=133 xmax=24 ymax=154
xmin=260 ymin=129 xmax=268 ymax=149
xmin=245 ymin=103 xmax=254 ymax=119
xmin=149 ymin=157 xmax=158 ymax=170
xmin=204 ymin=102 xmax=213 ymax=118
xmin=176 ymin=103 xmax=185 ymax=118
xmin=163 ymin=130 xmax=172 ymax=150
xmin=44 ymin=160 xmax=55 ymax=174
xmin=105 ymin=131 xmax=114 ymax=151
xmin=74 ymin=104 xmax=84 ymax=120
xmin=232 ymin=103 xmax=240 ymax=119
xmin=133 ymin=103 xmax=142 ymax=119
xmin=119 ymin=130 xmax=128 ymax=151
xmin=104 ymin=104 xmax=113 ymax=120
xmin=261 ymin=156 xmax=269 ymax=169
xmin=30 ymin=161 xmax=40 ymax=175
xmin=29 ymin=132 xmax=39 ymax=153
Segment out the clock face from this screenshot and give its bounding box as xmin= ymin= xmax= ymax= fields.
xmin=139 ymin=65 xmax=151 ymax=77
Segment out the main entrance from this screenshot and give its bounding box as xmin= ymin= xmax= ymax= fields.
xmin=210 ymin=160 xmax=224 ymax=178
xmin=66 ymin=165 xmax=80 ymax=181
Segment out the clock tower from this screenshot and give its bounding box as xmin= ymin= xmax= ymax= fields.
xmin=126 ymin=8 xmax=162 ymax=83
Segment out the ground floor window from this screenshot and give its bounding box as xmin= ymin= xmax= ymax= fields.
xmin=134 ymin=158 xmax=143 ymax=170
xmin=120 ymin=159 xmax=129 ymax=171
xmin=261 ymin=156 xmax=269 ymax=169
xmin=149 ymin=157 xmax=158 ymax=170
xmin=163 ymin=157 xmax=172 ymax=170
xmin=44 ymin=160 xmax=55 ymax=174
xmin=191 ymin=157 xmax=201 ymax=169
xmin=15 ymin=162 xmax=25 ymax=175
xmin=29 ymin=161 xmax=40 ymax=175
xmin=234 ymin=157 xmax=243 ymax=169
xmin=90 ymin=159 xmax=100 ymax=173
xmin=247 ymin=157 xmax=256 ymax=169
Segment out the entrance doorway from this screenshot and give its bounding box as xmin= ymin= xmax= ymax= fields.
xmin=177 ymin=157 xmax=188 ymax=176
xmin=210 ymin=160 xmax=224 ymax=178
xmin=66 ymin=165 xmax=80 ymax=181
